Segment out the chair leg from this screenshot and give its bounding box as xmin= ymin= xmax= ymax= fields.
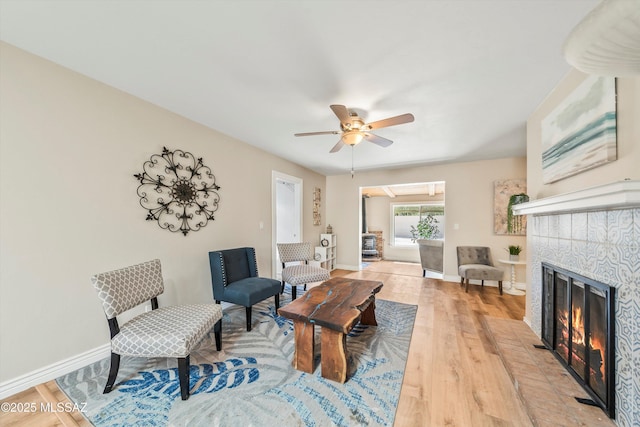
xmin=103 ymin=352 xmax=120 ymax=394
xmin=498 ymin=280 xmax=503 ymax=295
xmin=481 ymin=280 xmax=484 ymax=287
xmin=215 ymin=300 xmax=220 ymax=304
xmin=274 ymin=293 xmax=280 ymax=309
xmin=246 ymin=306 xmax=252 ymax=331
xmin=423 ymin=269 xmax=427 ymax=277
xmin=214 ymin=319 xmax=222 ymax=351
xmin=178 ymin=356 xmax=190 ymax=401
xmin=460 ymin=277 xmax=464 ymax=286
xmin=291 ymin=285 xmax=297 ymax=300
xmin=281 ymin=280 xmax=285 ymax=295
xmin=465 ymin=278 xmax=470 ymax=293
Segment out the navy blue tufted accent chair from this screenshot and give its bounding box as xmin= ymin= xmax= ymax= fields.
xmin=208 ymin=247 xmax=281 ymax=331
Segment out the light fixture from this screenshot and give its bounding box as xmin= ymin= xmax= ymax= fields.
xmin=342 ymin=131 xmax=365 ymax=146
xmin=563 ymin=0 xmax=640 ymax=76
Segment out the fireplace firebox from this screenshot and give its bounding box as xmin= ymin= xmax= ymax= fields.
xmin=541 ymin=263 xmax=615 ymax=418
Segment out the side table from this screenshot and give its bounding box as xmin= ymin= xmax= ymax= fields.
xmin=498 ymin=259 xmax=526 ymax=296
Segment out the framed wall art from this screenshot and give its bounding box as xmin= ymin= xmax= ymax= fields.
xmin=494 ymin=179 xmax=527 ymax=235
xmin=313 ymin=187 xmax=321 ymax=226
xmin=541 ymin=76 xmax=617 ymax=184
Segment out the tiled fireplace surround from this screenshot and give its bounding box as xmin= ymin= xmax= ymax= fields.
xmin=516 ymin=181 xmax=640 ymax=427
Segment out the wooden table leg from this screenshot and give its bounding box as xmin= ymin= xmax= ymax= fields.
xmin=292 ymin=320 xmax=314 ymax=373
xmin=321 ymin=327 xmax=347 ymax=383
xmin=360 ymin=300 xmax=378 ymax=326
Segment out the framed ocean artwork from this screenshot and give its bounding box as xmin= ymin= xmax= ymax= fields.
xmin=541 ymin=76 xmax=617 ymax=184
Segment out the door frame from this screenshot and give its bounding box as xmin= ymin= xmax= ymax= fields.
xmin=272 ymin=171 xmax=303 ymax=279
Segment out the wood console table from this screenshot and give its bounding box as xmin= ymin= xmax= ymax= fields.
xmin=278 ymin=277 xmax=383 ymax=383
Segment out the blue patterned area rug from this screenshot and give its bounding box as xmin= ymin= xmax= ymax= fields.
xmin=57 ymin=296 xmax=417 ymax=426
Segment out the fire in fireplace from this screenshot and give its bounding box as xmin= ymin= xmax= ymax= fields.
xmin=541 ymin=263 xmax=615 ymax=418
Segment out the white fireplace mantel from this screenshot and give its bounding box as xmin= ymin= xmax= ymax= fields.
xmin=512 ymin=180 xmax=640 ymax=215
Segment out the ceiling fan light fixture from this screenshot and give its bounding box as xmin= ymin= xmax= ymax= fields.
xmin=563 ymin=0 xmax=640 ymax=76
xmin=343 ymin=131 xmax=364 ymax=146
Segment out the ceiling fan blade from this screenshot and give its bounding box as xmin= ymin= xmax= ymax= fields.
xmin=364 ymin=132 xmax=393 ymax=148
xmin=330 ymin=140 xmax=345 ymax=153
xmin=329 ymin=105 xmax=351 ymax=125
xmin=365 ymin=113 xmax=415 ymax=130
xmin=294 ymin=131 xmax=340 ymax=137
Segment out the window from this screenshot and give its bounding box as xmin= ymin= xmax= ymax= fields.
xmin=392 ymin=203 xmax=445 ymax=246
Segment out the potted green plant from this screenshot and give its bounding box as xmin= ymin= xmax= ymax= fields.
xmin=507 ymin=193 xmax=529 ymax=234
xmin=506 ymin=245 xmax=522 ymax=261
xmin=410 ymin=214 xmax=443 ymax=277
xmin=410 ymin=214 xmax=440 ymax=242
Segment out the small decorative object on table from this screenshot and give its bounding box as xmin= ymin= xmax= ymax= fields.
xmin=326 ymin=224 xmax=333 ymax=234
xmin=506 ymin=245 xmax=523 ymax=261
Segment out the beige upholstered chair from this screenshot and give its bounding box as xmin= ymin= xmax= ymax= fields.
xmin=91 ymin=259 xmax=222 ymax=400
xmin=277 ymin=242 xmax=331 ymax=300
xmin=456 ymin=246 xmax=504 ymax=295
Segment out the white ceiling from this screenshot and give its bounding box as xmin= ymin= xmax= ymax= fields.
xmin=0 ymin=0 xmax=600 ymax=176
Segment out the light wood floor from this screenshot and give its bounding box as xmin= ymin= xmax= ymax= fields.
xmin=2 ymin=261 xmax=535 ymax=426
xmin=336 ymin=262 xmax=532 ymax=426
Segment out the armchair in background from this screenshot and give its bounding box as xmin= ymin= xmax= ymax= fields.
xmin=208 ymin=247 xmax=281 ymax=331
xmin=277 ymin=242 xmax=331 ymax=300
xmin=456 ymin=246 xmax=504 ymax=295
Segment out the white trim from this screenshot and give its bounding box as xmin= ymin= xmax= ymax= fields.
xmin=336 ymin=263 xmax=359 ymax=271
xmin=272 ymin=171 xmax=303 ymax=279
xmin=0 ymin=343 xmax=110 ymax=400
xmin=443 ymin=274 xmax=459 ymax=283
xmin=512 ymin=180 xmax=640 ymax=216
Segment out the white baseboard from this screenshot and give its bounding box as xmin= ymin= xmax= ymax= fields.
xmin=337 ymin=264 xmax=359 ymax=271
xmin=0 ymin=343 xmax=110 ymax=400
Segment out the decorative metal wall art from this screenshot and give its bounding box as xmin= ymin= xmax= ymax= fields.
xmin=134 ymin=147 xmax=221 ymax=236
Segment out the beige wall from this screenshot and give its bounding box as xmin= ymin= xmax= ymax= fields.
xmin=525 ymin=70 xmax=640 ymax=322
xmin=326 ymin=157 xmax=527 ymax=279
xmin=0 ymin=43 xmax=325 ymax=383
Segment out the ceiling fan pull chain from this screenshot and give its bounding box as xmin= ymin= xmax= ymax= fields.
xmin=351 ymin=146 xmax=355 ymax=178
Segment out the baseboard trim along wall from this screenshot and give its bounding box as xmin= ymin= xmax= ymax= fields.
xmin=0 ymin=343 xmax=110 ymax=400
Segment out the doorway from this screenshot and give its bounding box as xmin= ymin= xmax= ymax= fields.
xmin=360 ymin=182 xmax=445 ymax=277
xmin=272 ymin=171 xmax=302 ymax=279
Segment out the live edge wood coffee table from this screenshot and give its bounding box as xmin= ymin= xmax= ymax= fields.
xmin=278 ymin=277 xmax=383 ymax=383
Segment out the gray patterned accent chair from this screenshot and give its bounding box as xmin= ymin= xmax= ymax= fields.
xmin=277 ymin=242 xmax=331 ymax=300
xmin=91 ymin=259 xmax=222 ymax=401
xmin=208 ymin=247 xmax=281 ymax=331
xmin=456 ymin=246 xmax=504 ymax=295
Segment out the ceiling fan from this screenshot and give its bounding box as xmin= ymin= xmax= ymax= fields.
xmin=295 ymin=105 xmax=415 ymax=153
